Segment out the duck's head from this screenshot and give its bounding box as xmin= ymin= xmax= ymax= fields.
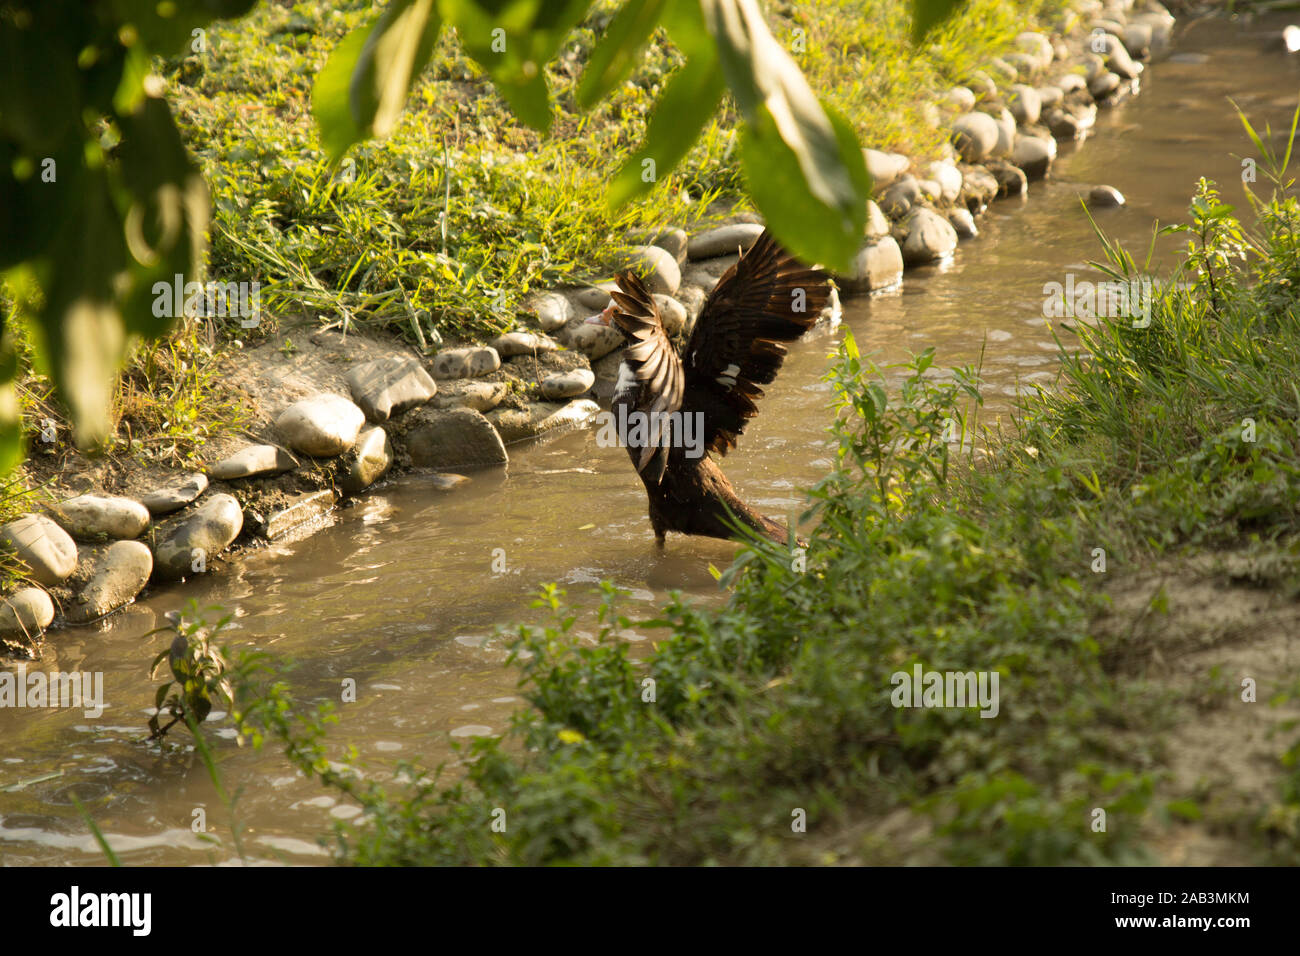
xmin=583 ymin=300 xmax=619 ymax=328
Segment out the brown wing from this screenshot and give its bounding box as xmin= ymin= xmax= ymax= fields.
xmin=683 ymin=229 xmax=830 ymax=457
xmin=609 ymin=270 xmax=684 ymax=483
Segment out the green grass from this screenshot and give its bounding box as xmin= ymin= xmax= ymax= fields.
xmin=168 ymin=0 xmax=1051 ymax=344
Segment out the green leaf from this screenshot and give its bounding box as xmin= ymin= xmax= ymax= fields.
xmin=353 ymin=0 xmax=443 ymax=142
xmin=608 ymin=50 xmax=724 ymax=208
xmin=437 ymin=0 xmax=590 ymax=132
xmin=577 ymin=0 xmax=668 ymax=111
xmin=911 ymin=0 xmax=965 ymax=44
xmin=739 ymin=106 xmax=868 ymax=272
xmin=313 ymin=0 xmax=443 ymax=163
xmin=703 ymin=0 xmax=866 ymax=270
xmin=32 ymin=165 xmax=129 ymax=451
xmin=0 ymin=141 xmax=85 ymax=269
xmin=312 ymin=18 xmax=374 ymax=162
xmin=110 ymin=0 xmax=259 ymax=57
xmin=0 ymin=10 xmax=80 ymax=150
xmin=0 ymin=332 xmax=22 ymax=477
xmin=114 ymin=94 xmax=210 ymax=338
xmin=71 ymin=795 xmax=122 ymax=867
xmin=1165 ymin=799 xmax=1202 ymax=822
xmin=659 ymin=0 xmax=712 ymax=55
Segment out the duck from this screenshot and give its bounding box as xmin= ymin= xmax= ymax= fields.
xmin=585 ymin=228 xmax=831 ymax=546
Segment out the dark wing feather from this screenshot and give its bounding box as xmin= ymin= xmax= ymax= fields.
xmin=609 ymin=270 xmax=684 ymax=483
xmin=683 ymin=229 xmax=830 ymax=456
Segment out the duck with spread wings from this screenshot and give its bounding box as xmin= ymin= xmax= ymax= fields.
xmin=584 ymin=229 xmax=830 ymax=546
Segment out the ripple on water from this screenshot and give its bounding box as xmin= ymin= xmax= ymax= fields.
xmin=43 ymin=781 xmax=112 ymax=806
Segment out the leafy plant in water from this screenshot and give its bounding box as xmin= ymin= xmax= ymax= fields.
xmin=147 ymin=601 xmax=263 ymax=742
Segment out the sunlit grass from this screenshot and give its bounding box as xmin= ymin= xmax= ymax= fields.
xmin=170 ymin=0 xmax=1048 ymax=343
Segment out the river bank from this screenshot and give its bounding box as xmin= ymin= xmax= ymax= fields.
xmin=0 ymin=0 xmax=1195 ymax=650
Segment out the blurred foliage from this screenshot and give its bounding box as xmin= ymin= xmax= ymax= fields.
xmin=0 ymin=0 xmax=249 ymax=455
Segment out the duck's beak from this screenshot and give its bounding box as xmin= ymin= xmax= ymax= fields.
xmin=584 ymin=301 xmax=618 ymax=326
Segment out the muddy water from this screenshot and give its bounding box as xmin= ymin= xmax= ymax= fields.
xmin=4 ymin=16 xmax=1299 ymax=865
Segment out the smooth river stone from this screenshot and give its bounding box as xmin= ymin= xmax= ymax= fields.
xmin=836 ymin=237 xmax=903 ymax=294
xmin=1122 ymin=22 xmax=1153 ymax=60
xmin=557 ymin=317 xmax=625 ymax=361
xmin=428 ymin=347 xmax=501 ymax=380
xmin=992 ymin=108 xmax=1017 ymax=156
xmin=675 ymin=284 xmax=706 ymax=329
xmin=345 ymin=356 xmax=437 ymax=422
xmin=864 ymin=149 xmax=910 ymax=192
xmin=0 ymin=587 xmax=55 ymax=639
xmin=1002 ymin=51 xmax=1041 ymax=79
xmin=535 ymin=399 xmax=600 ymax=436
xmin=431 ymin=380 xmax=509 ymax=413
xmin=152 ymin=493 xmax=243 ymax=581
xmin=261 ymin=490 xmax=336 ymax=541
xmin=901 ymin=208 xmax=958 ymax=266
xmin=0 ymin=514 xmax=77 ymax=586
xmin=652 ymin=295 xmax=688 ymax=335
xmin=928 ymin=161 xmax=964 ymax=203
xmin=951 ymin=111 xmax=999 ymax=162
xmin=628 ymin=226 xmax=688 ymax=265
xmin=49 ymin=494 xmax=150 ymax=540
xmin=276 ymin=394 xmax=366 ymax=457
xmin=958 ymin=163 xmax=999 ymax=211
xmin=1055 ymin=73 xmax=1087 ymax=94
xmin=525 ymin=292 xmax=574 ymax=332
xmin=539 ymin=368 xmax=595 ymax=401
xmin=1094 ymin=31 xmax=1141 ymax=79
xmin=878 ymin=176 xmax=919 ymax=218
xmin=573 ymin=285 xmax=619 ymax=311
xmin=208 ymin=444 xmax=297 ymax=480
xmin=490 ymin=331 xmax=559 ymax=357
xmin=65 ymin=540 xmax=153 ymax=624
xmin=1012 ymin=133 xmax=1056 ymax=179
xmin=489 ymin=399 xmax=600 ymax=443
xmin=1088 ymin=71 xmax=1121 ymax=100
xmin=1015 ymin=31 xmax=1054 ymax=69
xmin=693 ymin=253 xmax=741 ymax=280
xmin=1035 ymin=84 xmax=1064 ymax=109
xmin=405 ymin=407 xmax=508 ymax=469
xmin=1089 ymin=184 xmax=1126 ymax=207
xmin=591 ymin=350 xmax=627 ymax=405
xmin=865 ymin=200 xmax=890 ymax=239
xmin=140 ymin=474 xmax=208 ymax=516
xmin=946 ymin=86 xmax=976 ymax=111
xmin=623 ymin=245 xmax=680 ymax=296
xmin=687 ymin=223 xmax=765 ymax=261
xmin=1008 ymin=84 xmax=1041 ymax=126
xmin=988 ymin=160 xmax=1028 ymax=197
xmin=341 ymin=426 xmax=393 ymax=493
